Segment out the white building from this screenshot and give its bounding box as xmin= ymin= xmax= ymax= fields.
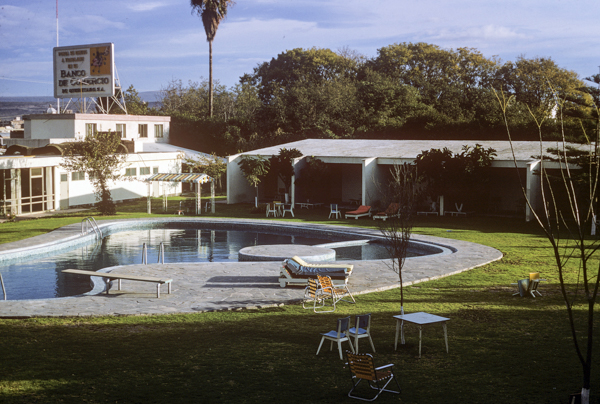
xmin=0 ymin=113 xmax=199 ymax=216
xmin=227 ymin=139 xmax=584 ymax=221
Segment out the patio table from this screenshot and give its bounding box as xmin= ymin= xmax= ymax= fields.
xmin=393 ymin=312 xmax=450 ymax=358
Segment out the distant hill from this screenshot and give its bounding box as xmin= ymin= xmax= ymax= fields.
xmin=0 ymin=91 xmax=162 ymax=121
xmin=0 ymin=96 xmax=56 ymax=103
xmin=138 ymin=91 xmax=161 ymax=102
xmin=0 ymin=91 xmax=161 ymax=103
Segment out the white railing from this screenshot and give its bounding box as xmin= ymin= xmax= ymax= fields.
xmin=142 ymin=242 xmax=165 ymax=264
xmin=1 ymin=273 xmax=6 ymax=300
xmin=81 ymin=217 xmax=102 ymax=239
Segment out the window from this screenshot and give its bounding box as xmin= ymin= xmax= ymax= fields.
xmin=125 ymin=168 xmax=137 ymax=177
xmin=153 ymin=167 xmax=159 ymax=174
xmin=138 ymin=124 xmax=148 ymax=138
xmin=116 ymin=123 xmax=126 ymax=138
xmin=140 ymin=167 xmax=150 ymax=175
xmin=31 ymin=168 xmax=42 ymax=177
xmin=71 ymin=171 xmax=85 ymax=181
xmin=86 ymin=123 xmax=97 ymax=137
xmin=154 ymin=124 xmax=163 ymax=138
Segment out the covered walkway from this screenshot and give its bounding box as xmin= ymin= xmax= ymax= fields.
xmin=146 ymin=173 xmax=214 ymax=215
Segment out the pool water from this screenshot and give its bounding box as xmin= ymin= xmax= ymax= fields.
xmin=0 ymin=228 xmax=392 ymax=300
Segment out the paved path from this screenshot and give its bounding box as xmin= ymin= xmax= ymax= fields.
xmin=0 ymin=218 xmax=503 ymax=318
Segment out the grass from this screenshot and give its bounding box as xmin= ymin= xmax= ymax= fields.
xmin=0 ymin=198 xmax=598 ymax=403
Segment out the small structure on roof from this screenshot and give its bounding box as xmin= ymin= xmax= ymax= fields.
xmin=146 ymin=173 xmax=214 ymax=215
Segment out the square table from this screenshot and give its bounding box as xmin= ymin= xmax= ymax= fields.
xmin=393 ymin=312 xmax=450 ymax=358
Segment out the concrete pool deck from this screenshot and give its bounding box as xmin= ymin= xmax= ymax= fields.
xmin=0 ymin=218 xmax=503 ymax=318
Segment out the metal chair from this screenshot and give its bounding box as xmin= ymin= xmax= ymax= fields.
xmin=302 ymin=278 xmax=334 ymax=313
xmin=317 ymin=274 xmax=356 ymax=307
xmin=345 ymin=351 xmax=401 ymax=401
xmin=273 ymin=201 xmax=283 ymax=216
xmin=329 ymin=203 xmax=341 ymax=219
xmin=266 ymin=203 xmax=278 ymax=217
xmin=317 ymin=316 xmax=355 ymax=360
xmin=512 ymin=272 xmax=544 ymax=298
xmin=348 ymin=314 xmax=376 ymax=353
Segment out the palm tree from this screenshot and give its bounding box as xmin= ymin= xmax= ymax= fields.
xmin=190 ymin=0 xmax=235 ymax=118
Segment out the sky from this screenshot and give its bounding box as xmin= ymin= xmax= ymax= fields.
xmin=0 ymin=0 xmax=598 ymax=98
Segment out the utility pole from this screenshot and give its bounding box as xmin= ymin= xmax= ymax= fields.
xmin=56 ymin=0 xmax=60 ymax=113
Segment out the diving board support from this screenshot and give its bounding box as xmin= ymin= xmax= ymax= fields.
xmin=62 ymin=269 xmax=172 ymax=298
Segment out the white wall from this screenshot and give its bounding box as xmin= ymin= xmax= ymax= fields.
xmin=227 ymin=154 xmax=255 ymax=204
xmin=0 ymin=152 xmax=182 ymax=211
xmin=23 ymin=114 xmax=170 ymax=143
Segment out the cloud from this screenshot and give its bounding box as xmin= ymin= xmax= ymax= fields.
xmin=63 ymin=14 xmax=126 ymax=33
xmin=127 ymin=2 xmax=169 ymax=12
xmin=0 ymin=5 xmax=56 ymax=49
xmin=429 ymin=24 xmax=529 ymax=42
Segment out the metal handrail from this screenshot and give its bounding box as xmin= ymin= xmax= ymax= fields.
xmin=81 ymin=217 xmax=102 ymax=239
xmin=158 ymin=242 xmax=164 ymax=264
xmin=142 ymin=243 xmax=148 ymax=265
xmin=1 ymin=273 xmax=6 ymax=300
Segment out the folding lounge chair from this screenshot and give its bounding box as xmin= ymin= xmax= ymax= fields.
xmin=317 ymin=274 xmax=356 ymax=306
xmin=302 ymin=278 xmax=334 ymax=313
xmin=279 ymin=256 xmax=353 ymax=287
xmin=345 ymin=205 xmax=372 ymax=219
xmin=372 ymin=203 xmax=399 ymax=221
xmin=345 ymin=351 xmax=401 ymax=401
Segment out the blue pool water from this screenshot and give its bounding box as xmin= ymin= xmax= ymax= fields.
xmin=0 ymin=228 xmax=392 ymax=300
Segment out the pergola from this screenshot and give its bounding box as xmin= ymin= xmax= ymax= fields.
xmin=146 ymin=173 xmax=215 ymax=215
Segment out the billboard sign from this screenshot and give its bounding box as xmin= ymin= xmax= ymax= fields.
xmin=53 ymin=43 xmax=115 ymax=99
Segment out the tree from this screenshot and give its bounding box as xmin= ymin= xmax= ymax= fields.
xmin=190 ymin=0 xmax=235 ymax=118
xmin=414 ymin=145 xmax=495 ymax=212
xmin=495 ymin=87 xmax=599 ymax=404
xmin=123 ymin=85 xmax=150 ymax=115
xmin=295 ymin=157 xmax=330 ymax=202
xmin=269 ymin=148 xmax=303 ymax=196
xmin=368 ymin=43 xmax=499 ymax=124
xmin=237 ymin=155 xmax=270 ymax=207
xmin=242 ymin=48 xmax=360 ymax=138
xmin=378 ymin=164 xmax=420 ymax=317
xmin=60 ymin=131 xmax=128 ymax=215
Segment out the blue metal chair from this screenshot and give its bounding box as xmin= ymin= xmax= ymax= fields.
xmin=316 ymin=316 xmax=355 ymax=360
xmin=329 ymin=203 xmax=341 ymax=219
xmin=348 ymin=314 xmax=376 ymax=353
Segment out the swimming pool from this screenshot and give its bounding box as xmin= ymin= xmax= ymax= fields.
xmin=0 ymin=219 xmax=447 ymax=301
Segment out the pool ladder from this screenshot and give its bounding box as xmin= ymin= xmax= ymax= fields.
xmin=81 ymin=217 xmax=102 ymax=239
xmin=142 ymin=242 xmax=165 ymax=265
xmin=1 ymin=273 xmax=6 ymax=300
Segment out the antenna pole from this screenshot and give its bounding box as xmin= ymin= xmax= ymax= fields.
xmin=56 ymin=0 xmax=60 ymax=112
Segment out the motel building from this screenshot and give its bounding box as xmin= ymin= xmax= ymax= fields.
xmin=0 ymin=112 xmax=203 ymax=217
xmin=227 ymin=138 xmax=583 ymax=222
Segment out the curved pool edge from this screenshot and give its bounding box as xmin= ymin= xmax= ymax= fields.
xmin=0 ymin=218 xmax=503 ymax=318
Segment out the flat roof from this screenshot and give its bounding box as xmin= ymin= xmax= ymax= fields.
xmin=238 ymin=139 xmax=590 ymax=162
xmin=24 ymin=113 xmax=170 ymax=122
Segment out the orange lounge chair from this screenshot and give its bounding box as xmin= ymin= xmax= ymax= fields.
xmin=345 ymin=205 xmax=371 ymax=219
xmin=372 ymin=203 xmax=399 ymax=221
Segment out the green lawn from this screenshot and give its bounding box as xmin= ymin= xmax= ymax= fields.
xmin=0 ymin=199 xmax=598 ymax=403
